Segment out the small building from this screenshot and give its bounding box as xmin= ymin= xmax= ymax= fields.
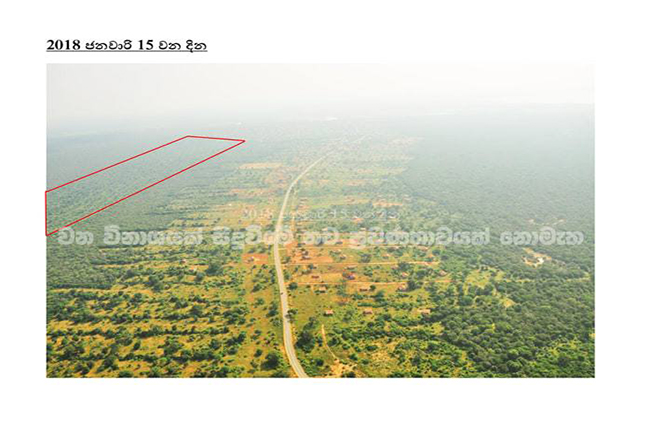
xmin=311 ymin=275 xmax=320 ymax=279
xmin=315 ymin=287 xmax=327 ymax=293
xmin=324 ymin=309 xmax=334 ymax=316
xmin=359 ymin=286 xmax=370 ymax=292
xmin=362 ymin=308 xmax=373 ymax=315
xmin=397 ymin=284 xmax=408 ymax=292
xmin=418 ymin=308 xmax=432 ymax=316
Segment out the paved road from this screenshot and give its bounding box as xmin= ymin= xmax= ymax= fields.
xmin=273 ymin=156 xmax=325 ymax=378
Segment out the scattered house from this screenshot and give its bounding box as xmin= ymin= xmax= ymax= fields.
xmin=324 ymin=309 xmax=334 ymax=316
xmin=343 ymin=272 xmax=356 ymax=280
xmin=346 ymin=265 xmax=356 ymax=271
xmin=418 ymin=308 xmax=432 ymax=316
xmin=362 ymin=308 xmax=373 ymax=315
xmin=397 ymin=284 xmax=408 ymax=292
xmin=311 ymin=275 xmax=320 ymax=280
xmin=315 ymin=286 xmax=327 ymax=293
xmin=359 ymin=286 xmax=370 ymax=292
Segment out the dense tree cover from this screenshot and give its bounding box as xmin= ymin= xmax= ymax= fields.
xmin=398 ymin=108 xmax=594 ymax=376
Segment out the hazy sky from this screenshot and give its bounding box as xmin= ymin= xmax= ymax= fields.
xmin=48 ymin=64 xmax=593 ymax=132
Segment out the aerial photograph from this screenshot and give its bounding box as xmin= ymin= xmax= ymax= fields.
xmin=46 ymin=64 xmax=594 ymax=378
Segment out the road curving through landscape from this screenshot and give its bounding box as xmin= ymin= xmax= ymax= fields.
xmin=272 ymin=156 xmax=326 ymax=378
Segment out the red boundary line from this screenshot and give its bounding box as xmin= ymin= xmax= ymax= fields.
xmin=45 ymin=135 xmax=246 ymax=236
